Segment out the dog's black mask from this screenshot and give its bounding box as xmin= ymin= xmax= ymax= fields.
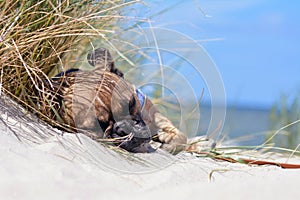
xmin=113 ymin=119 xmax=155 ymax=153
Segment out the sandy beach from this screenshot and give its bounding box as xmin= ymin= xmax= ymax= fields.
xmin=0 ymin=95 xmax=300 ymax=200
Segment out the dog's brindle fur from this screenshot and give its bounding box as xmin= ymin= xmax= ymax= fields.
xmin=87 ymin=48 xmax=187 ymax=154
xmin=41 ymin=68 xmax=154 ymax=153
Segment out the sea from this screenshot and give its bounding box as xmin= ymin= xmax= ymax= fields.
xmin=198 ymin=105 xmax=271 ymax=146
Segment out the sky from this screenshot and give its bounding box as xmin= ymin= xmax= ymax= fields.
xmin=140 ymin=0 xmax=300 ymax=109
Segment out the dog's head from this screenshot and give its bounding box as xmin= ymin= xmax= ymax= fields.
xmin=50 ymin=67 xmax=153 ymax=153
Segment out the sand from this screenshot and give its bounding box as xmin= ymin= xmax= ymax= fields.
xmin=0 ymin=95 xmax=300 ymax=200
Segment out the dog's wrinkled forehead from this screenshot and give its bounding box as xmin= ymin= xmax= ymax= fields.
xmin=87 ymin=47 xmax=113 ymax=68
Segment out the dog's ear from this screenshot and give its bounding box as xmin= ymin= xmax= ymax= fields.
xmin=87 ymin=47 xmax=124 ymax=78
xmin=87 ymin=47 xmax=114 ymax=70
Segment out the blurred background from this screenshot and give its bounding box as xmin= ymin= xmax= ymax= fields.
xmin=126 ymin=0 xmax=300 ymax=147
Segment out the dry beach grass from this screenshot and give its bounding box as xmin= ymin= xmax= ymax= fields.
xmin=0 ymin=0 xmax=141 ymax=132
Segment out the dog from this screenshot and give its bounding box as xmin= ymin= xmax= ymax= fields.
xmin=39 ymin=67 xmax=155 ymax=153
xmin=87 ymin=48 xmax=187 ymax=154
xmin=37 ymin=48 xmax=186 ymax=154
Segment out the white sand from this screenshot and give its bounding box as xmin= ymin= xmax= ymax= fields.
xmin=1 ymin=95 xmax=300 ymax=200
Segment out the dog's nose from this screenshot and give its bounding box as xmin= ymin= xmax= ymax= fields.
xmin=131 ymin=123 xmax=151 ymax=140
xmin=113 ymin=120 xmax=134 ymax=136
xmin=112 ymin=119 xmax=153 ymax=153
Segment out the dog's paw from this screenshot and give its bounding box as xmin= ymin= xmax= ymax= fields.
xmin=153 ymin=112 xmax=187 ymax=154
xmin=158 ymin=131 xmax=187 ymax=154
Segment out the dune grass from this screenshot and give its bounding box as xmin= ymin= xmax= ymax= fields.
xmin=0 ymin=0 xmax=141 ymax=131
xmin=268 ymin=93 xmax=300 ymax=149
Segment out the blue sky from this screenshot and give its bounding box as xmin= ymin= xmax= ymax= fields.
xmin=141 ymin=0 xmax=300 ymax=108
